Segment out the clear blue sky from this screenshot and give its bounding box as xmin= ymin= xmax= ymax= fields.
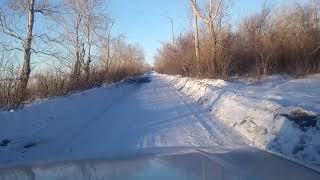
xmin=108 ymin=0 xmax=282 ymax=65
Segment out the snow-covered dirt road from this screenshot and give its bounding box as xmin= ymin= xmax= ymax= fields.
xmin=0 ymin=73 xmax=246 ymax=165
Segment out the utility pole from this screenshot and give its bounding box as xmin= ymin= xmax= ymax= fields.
xmin=162 ymin=14 xmax=175 ymax=44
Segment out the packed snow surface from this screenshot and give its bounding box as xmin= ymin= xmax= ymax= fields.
xmin=1 ymin=72 xmax=319 ymax=170
xmin=160 ymin=73 xmax=320 ymax=166
xmin=0 ymin=73 xmax=245 ymax=165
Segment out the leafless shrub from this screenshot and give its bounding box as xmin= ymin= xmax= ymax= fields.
xmin=99 ymin=37 xmax=148 ymax=82
xmin=155 ymin=0 xmax=320 ymax=80
xmin=28 ymin=72 xmax=69 ymax=99
xmin=0 ymin=53 xmax=19 ymax=109
xmin=155 ymin=33 xmax=196 ymax=76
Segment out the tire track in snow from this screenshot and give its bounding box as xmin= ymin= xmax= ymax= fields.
xmin=160 ymin=77 xmax=246 ymax=147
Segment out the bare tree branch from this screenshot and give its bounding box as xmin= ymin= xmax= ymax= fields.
xmin=0 ymin=9 xmax=23 ymax=40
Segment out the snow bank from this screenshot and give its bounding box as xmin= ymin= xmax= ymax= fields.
xmin=159 ymin=74 xmax=320 ymax=165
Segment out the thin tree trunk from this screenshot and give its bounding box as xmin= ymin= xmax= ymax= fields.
xmin=85 ymin=30 xmax=92 ymax=84
xmin=106 ymin=22 xmax=114 ymax=74
xmin=70 ymin=13 xmax=82 ymax=89
xmin=71 ymin=46 xmax=81 ymax=89
xmin=106 ymin=34 xmax=110 ymax=72
xmin=17 ymin=0 xmax=35 ymax=105
xmin=191 ymin=0 xmax=201 ymax=75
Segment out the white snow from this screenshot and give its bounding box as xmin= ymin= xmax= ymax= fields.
xmin=1 ymin=72 xmax=319 ymax=170
xmin=0 ymin=74 xmax=245 ymax=166
xmin=159 ymin=73 xmax=320 ymax=166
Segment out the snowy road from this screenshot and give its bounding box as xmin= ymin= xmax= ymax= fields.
xmin=0 ymin=73 xmax=245 ymax=165
xmin=66 ymin=75 xmax=245 ymax=152
xmin=1 ymin=73 xmax=320 ymax=179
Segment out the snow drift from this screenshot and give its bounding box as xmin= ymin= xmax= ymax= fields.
xmin=159 ymin=74 xmax=320 ymax=166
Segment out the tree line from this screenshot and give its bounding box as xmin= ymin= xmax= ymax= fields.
xmin=0 ymin=0 xmax=149 ymax=109
xmin=155 ymin=0 xmax=320 ymax=80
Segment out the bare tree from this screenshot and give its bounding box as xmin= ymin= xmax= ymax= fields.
xmin=240 ymin=2 xmax=272 ymax=76
xmin=99 ymin=20 xmax=115 ymax=73
xmin=190 ymin=0 xmax=231 ymax=77
xmin=0 ymin=0 xmax=54 ymax=105
xmin=82 ymin=0 xmax=105 ymax=83
xmin=55 ymin=0 xmax=107 ymax=88
xmin=191 ymin=0 xmax=201 ymax=75
xmin=190 ymin=0 xmax=229 ymax=52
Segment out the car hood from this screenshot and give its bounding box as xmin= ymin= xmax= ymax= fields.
xmin=0 ymin=146 xmax=319 ymax=180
